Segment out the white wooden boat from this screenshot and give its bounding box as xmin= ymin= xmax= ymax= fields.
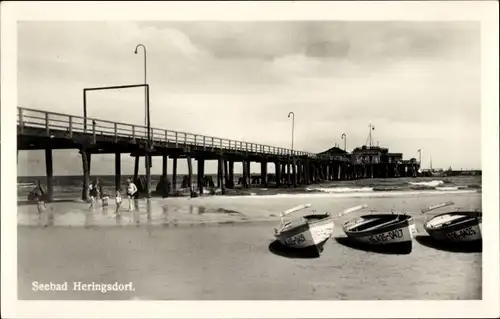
xmin=343 ymin=213 xmax=417 ymax=249
xmin=273 ymin=204 xmax=366 ymax=256
xmin=424 ymin=210 xmax=482 ymax=242
xmin=273 ymin=204 xmax=333 ymax=255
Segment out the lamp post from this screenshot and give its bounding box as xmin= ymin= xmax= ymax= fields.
xmin=134 ymin=44 xmax=151 ymax=198
xmin=341 ymin=133 xmax=347 ymax=151
xmin=134 ymin=44 xmax=147 ymax=128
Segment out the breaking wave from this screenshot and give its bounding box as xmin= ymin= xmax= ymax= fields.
xmin=408 ymin=180 xmax=445 ymax=187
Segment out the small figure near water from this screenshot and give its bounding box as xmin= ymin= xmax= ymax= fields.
xmin=89 ymin=180 xmax=98 ymax=210
xmin=115 ymin=189 xmax=123 ymax=215
xmin=126 ymin=178 xmax=138 ymax=211
xmin=30 ymin=180 xmax=47 ymax=214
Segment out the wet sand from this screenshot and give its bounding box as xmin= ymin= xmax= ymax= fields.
xmin=18 ymin=191 xmax=482 ymax=300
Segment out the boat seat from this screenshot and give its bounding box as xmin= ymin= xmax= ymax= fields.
xmin=362 ymin=217 xmax=400 ymax=232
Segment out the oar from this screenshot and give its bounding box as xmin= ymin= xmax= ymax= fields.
xmin=279 ymin=203 xmax=312 ymax=225
xmin=421 ymin=201 xmax=454 ymax=214
xmin=336 ymin=204 xmax=368 ymax=218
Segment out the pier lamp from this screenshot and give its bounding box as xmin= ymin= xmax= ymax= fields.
xmin=288 ymin=112 xmax=295 ymax=156
xmin=134 ymin=44 xmax=151 ymax=198
xmin=134 ymin=44 xmax=147 ymax=128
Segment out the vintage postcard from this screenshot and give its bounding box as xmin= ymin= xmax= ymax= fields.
xmin=1 ymin=1 xmax=498 ymax=318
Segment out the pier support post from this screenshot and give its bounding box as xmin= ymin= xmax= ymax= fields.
xmin=45 ymin=148 xmax=54 ymax=202
xmin=218 ymin=157 xmax=226 ymax=194
xmin=291 ymin=157 xmax=297 ymax=187
xmin=223 ymin=159 xmax=229 ymax=188
xmin=133 ymin=156 xmax=139 ymax=182
xmin=161 ymin=154 xmax=168 ymax=197
xmin=275 ymin=161 xmax=281 ymax=188
xmin=246 ymin=161 xmax=251 ymax=186
xmin=115 ymin=151 xmax=121 ymax=191
xmin=242 ymin=161 xmax=248 ymax=188
xmin=217 ymin=159 xmax=222 ymax=188
xmin=197 ymin=158 xmax=205 ymax=195
xmin=162 ymin=154 xmax=168 ymax=180
xmin=304 ymin=160 xmax=309 ymax=184
xmin=296 ymin=161 xmax=302 ymax=184
xmin=80 ymin=148 xmax=91 ymax=201
xmin=286 ymin=161 xmax=291 ymax=186
xmin=187 ymin=155 xmax=194 ymax=197
xmin=228 ymin=160 xmax=234 ymax=189
xmin=172 ymin=157 xmax=178 ymax=194
xmin=261 ymin=161 xmax=268 ymax=187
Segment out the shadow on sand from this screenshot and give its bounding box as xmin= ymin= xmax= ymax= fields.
xmin=268 ymin=240 xmax=323 ymax=259
xmin=415 ymin=235 xmax=482 ymax=253
xmin=334 ymin=237 xmax=412 ymax=255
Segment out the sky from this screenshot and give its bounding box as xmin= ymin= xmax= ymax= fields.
xmin=17 ymin=21 xmax=481 ymax=176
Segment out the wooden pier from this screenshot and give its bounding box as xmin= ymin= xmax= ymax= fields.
xmin=17 ymin=107 xmax=420 ymax=202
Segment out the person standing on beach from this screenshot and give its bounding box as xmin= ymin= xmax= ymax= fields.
xmin=126 ymin=178 xmax=138 ymax=211
xmin=115 ymin=189 xmax=123 ymax=215
xmin=31 ymin=180 xmax=47 ymax=214
xmin=89 ymin=180 xmax=98 ymax=210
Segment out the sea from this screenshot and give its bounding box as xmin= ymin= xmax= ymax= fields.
xmin=17 ymin=174 xmax=482 ymax=202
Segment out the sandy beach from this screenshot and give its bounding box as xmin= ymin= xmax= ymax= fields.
xmin=18 ymin=189 xmax=482 ymax=300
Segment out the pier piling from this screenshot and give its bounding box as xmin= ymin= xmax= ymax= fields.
xmin=223 ymin=159 xmax=229 ymax=188
xmin=228 ymin=160 xmax=234 ymax=189
xmin=115 ymin=151 xmax=121 ymax=191
xmin=187 ymin=155 xmax=193 ymax=197
xmin=197 ymin=158 xmax=205 ymax=195
xmin=80 ymin=148 xmax=90 ymax=201
xmin=133 ymin=156 xmax=139 ymax=182
xmin=172 ymin=157 xmax=178 ymax=194
xmin=292 ymin=157 xmax=297 ymax=187
xmin=261 ymin=161 xmax=268 ymax=187
xmin=44 ymin=148 xmax=54 ymax=202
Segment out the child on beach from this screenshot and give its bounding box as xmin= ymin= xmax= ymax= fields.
xmin=89 ymin=181 xmax=98 ymax=210
xmin=31 ymin=181 xmax=47 ymax=214
xmin=126 ymin=178 xmax=138 ymax=211
xmin=115 ymin=189 xmax=123 ymax=215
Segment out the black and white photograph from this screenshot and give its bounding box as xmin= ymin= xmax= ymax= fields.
xmin=1 ymin=1 xmax=499 ymax=318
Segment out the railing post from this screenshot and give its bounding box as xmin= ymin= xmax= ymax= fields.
xmin=175 ymin=132 xmax=178 ymax=147
xmin=203 ymin=136 xmax=206 ymax=150
xmin=92 ymin=120 xmax=96 ymax=144
xmin=220 ymin=139 xmax=223 ymax=149
xmin=114 ymin=123 xmax=118 ymax=142
xmin=45 ymin=113 xmax=50 ymax=136
xmin=132 ymin=126 xmax=135 ymax=139
xmin=68 ymin=116 xmax=73 ymax=137
xmin=184 ymin=133 xmax=187 ymax=146
xmin=165 ymin=130 xmax=168 ymax=142
xmin=211 ymin=137 xmax=214 ymax=151
xmin=18 ymin=108 xmax=24 ymax=133
xmin=150 ymin=128 xmax=154 ymax=146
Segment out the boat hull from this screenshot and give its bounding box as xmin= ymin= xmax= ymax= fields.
xmin=424 ymin=211 xmax=482 ymax=242
xmin=343 ymin=214 xmax=416 ymax=246
xmin=275 ymin=214 xmax=334 ymax=254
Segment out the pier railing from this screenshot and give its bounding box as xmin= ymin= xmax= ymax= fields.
xmin=17 ymin=107 xmax=347 ymax=161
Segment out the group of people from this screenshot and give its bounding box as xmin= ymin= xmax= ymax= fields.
xmin=88 ymin=178 xmax=139 ymax=213
xmin=29 ymin=178 xmax=141 ymax=215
